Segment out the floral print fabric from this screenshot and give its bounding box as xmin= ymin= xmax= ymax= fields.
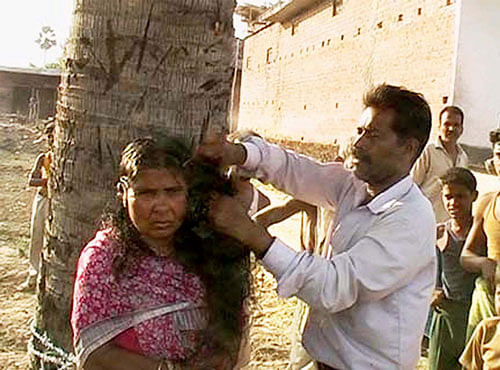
xmin=71 ymin=229 xmax=206 ymax=360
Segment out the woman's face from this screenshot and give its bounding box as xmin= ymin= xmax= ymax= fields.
xmin=123 ymin=168 xmax=188 ymax=249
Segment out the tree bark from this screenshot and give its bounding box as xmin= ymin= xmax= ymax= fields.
xmin=32 ymin=0 xmax=235 ymax=368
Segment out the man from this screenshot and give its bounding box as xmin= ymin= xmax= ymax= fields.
xmin=460 ymin=264 xmax=500 ymax=369
xmin=412 ymin=106 xmax=468 ymax=223
xmin=201 ymin=84 xmax=436 ymax=369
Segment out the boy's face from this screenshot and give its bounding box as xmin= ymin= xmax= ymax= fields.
xmin=441 ymin=183 xmax=477 ymax=220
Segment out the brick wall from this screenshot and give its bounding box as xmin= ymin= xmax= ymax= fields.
xmin=238 ymin=0 xmax=458 ymax=148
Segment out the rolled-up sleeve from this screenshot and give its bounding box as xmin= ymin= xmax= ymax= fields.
xmin=241 ymin=137 xmax=354 ymax=209
xmin=262 ymin=211 xmax=435 ymax=314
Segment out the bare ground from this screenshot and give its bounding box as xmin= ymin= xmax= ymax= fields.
xmin=0 ymin=121 xmax=39 ymax=368
xmin=0 ymin=121 xmax=497 ymax=369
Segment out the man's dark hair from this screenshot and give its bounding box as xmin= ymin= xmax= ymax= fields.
xmin=439 ymin=105 xmax=464 ymax=125
xmin=439 ymin=167 xmax=477 ymax=193
xmin=363 ymin=84 xmax=432 ymax=159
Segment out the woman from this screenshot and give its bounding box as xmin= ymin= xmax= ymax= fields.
xmin=71 ymin=137 xmax=251 ymax=369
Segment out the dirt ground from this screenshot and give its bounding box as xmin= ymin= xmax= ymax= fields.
xmin=0 ymin=120 xmax=497 ymax=369
xmin=0 ymin=120 xmax=39 ymax=368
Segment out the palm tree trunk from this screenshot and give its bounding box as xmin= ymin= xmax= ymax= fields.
xmin=32 ymin=0 xmax=235 ymax=368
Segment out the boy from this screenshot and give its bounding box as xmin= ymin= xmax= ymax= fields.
xmin=428 ymin=167 xmax=478 ymax=369
xmin=460 ymin=264 xmax=500 ymax=369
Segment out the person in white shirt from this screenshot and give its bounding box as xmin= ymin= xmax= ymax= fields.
xmin=199 ymin=84 xmax=436 ymax=369
xmin=411 ymin=106 xmax=469 ymax=223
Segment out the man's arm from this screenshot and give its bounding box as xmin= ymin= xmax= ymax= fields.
xmin=254 ymin=199 xmax=316 ymax=228
xmin=199 ymin=133 xmax=352 ymax=210
xmin=461 ymin=192 xmax=497 ymax=289
xmin=210 ymin=197 xmax=434 ymax=313
xmin=264 ymin=213 xmax=434 ymax=312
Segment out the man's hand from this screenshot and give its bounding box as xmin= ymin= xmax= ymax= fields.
xmin=430 ymin=289 xmax=444 ymax=307
xmin=197 ymin=132 xmax=247 ymax=167
xmin=209 ymin=194 xmax=273 ymax=257
xmin=481 ymin=258 xmax=497 ymax=291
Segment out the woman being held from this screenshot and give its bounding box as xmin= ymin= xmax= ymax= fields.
xmin=71 ymin=138 xmax=251 ymax=369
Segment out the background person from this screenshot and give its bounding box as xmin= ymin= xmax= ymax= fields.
xmin=71 ymin=137 xmax=252 ymax=370
xmin=412 ymin=106 xmax=468 ymax=223
xmin=200 ymin=84 xmax=436 ymax=369
xmin=20 ymin=120 xmax=54 ymax=291
xmin=460 ymin=264 xmax=500 ymax=369
xmin=461 ymin=129 xmax=500 ymax=342
xmin=428 ymin=167 xmax=478 ymax=370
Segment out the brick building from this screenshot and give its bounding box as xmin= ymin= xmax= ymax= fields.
xmin=0 ymin=66 xmax=60 ymax=120
xmin=237 ymin=0 xmax=500 ymax=157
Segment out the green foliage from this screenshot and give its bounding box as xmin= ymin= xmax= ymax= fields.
xmin=35 ymin=26 xmax=57 ymax=51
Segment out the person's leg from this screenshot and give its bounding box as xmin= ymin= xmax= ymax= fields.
xmin=29 ymin=194 xmax=48 ymax=274
xmin=21 ymin=193 xmax=48 ymax=290
xmin=428 ymin=300 xmax=470 ymax=370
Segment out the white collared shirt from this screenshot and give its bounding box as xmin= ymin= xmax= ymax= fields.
xmin=411 ymin=138 xmax=469 ymax=223
xmin=242 ymin=137 xmax=436 ymax=369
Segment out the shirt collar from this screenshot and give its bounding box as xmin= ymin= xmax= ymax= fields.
xmin=435 ymin=137 xmax=465 ymax=155
xmin=365 ymin=175 xmax=413 ymax=214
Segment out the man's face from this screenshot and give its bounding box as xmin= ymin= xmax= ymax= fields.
xmin=441 ymin=183 xmax=477 ymax=220
xmin=439 ymin=111 xmax=463 ymax=144
xmin=352 ymin=107 xmax=411 ymax=188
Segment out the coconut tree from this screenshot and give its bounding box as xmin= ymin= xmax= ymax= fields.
xmin=31 ymin=0 xmax=236 ymax=368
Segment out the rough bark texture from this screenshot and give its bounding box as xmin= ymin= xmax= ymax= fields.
xmin=33 ymin=0 xmax=235 ymax=368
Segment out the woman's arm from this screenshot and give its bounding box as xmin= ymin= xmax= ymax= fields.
xmin=85 ymin=342 xmax=161 ymax=370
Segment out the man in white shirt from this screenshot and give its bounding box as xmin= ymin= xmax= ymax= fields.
xmin=411 ymin=106 xmax=468 ymax=223
xmin=200 ymin=84 xmax=436 ymax=369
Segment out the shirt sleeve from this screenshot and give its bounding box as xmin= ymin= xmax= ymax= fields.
xmin=460 ymin=321 xmax=486 ymax=369
xmin=410 ymin=146 xmax=431 ymax=187
xmin=262 ymin=210 xmax=435 ymax=313
xmin=241 ymin=136 xmax=356 ymax=209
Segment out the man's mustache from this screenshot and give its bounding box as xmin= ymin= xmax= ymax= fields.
xmin=352 ymin=148 xmax=371 ymax=163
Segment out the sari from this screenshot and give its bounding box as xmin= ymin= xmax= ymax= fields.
xmin=71 ymin=230 xmax=208 ymax=369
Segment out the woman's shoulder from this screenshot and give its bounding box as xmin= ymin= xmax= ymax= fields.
xmin=78 ymin=229 xmax=121 ymax=267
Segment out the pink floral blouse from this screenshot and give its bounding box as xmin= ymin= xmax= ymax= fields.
xmin=71 ymin=229 xmax=207 ymax=361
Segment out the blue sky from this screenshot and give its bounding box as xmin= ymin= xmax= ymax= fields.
xmin=0 ymin=0 xmax=276 ymax=68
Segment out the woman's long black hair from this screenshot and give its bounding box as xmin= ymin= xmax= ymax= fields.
xmin=101 ymin=137 xmax=251 ymax=362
